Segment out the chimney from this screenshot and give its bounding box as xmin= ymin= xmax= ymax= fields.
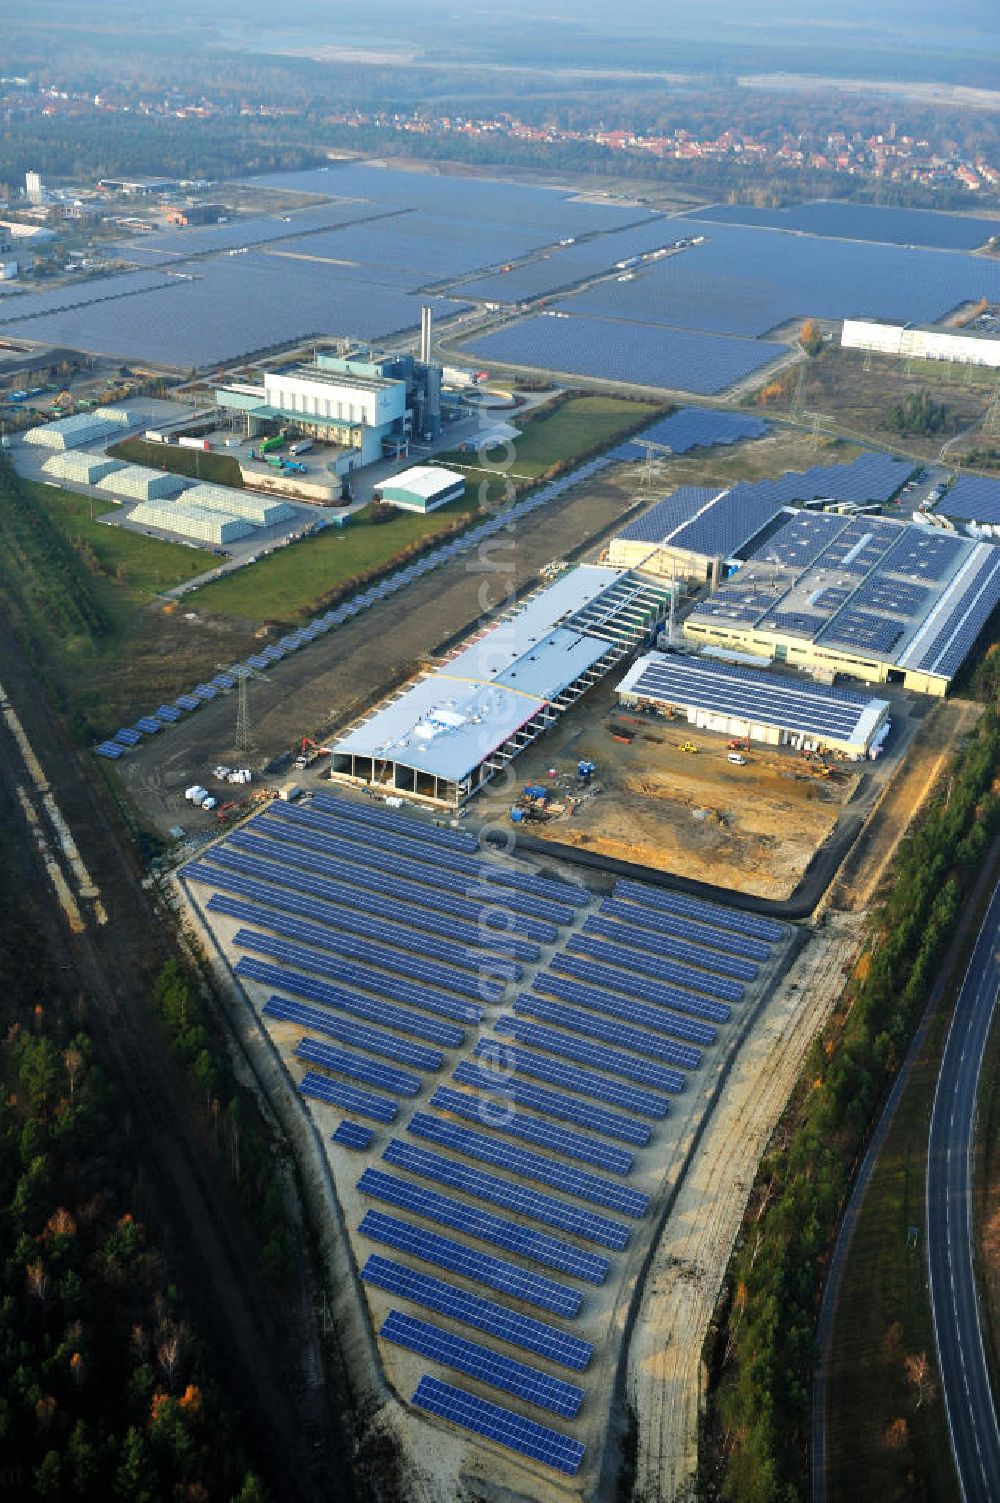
xmin=420 ymin=305 xmax=433 ymax=364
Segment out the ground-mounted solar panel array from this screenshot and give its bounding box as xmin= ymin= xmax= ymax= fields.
xmin=456 ymin=314 xmax=787 ymax=395
xmin=690 ymin=199 xmax=1000 ymax=252
xmin=179 ymin=791 xmax=793 ymax=1480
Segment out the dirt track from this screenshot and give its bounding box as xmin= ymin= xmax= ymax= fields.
xmin=629 ymin=912 xmax=865 ymax=1503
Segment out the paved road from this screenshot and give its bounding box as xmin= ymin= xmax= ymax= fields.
xmin=928 ymin=881 xmax=1000 ymax=1502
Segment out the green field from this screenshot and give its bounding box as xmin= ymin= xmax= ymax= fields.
xmin=109 ymin=437 xmax=244 ymax=487
xmin=25 ymin=479 xmax=213 ymax=615
xmin=187 ymin=394 xmax=659 ymax=623
xmin=186 ymin=495 xmax=482 ymax=621
xmin=438 ymin=392 xmax=662 ymax=503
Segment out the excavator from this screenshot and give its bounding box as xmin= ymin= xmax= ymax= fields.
xmin=294 ymin=737 xmax=331 ymax=770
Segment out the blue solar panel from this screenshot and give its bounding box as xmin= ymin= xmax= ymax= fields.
xmin=208 ymin=891 xmax=520 ymax=987
xmin=411 ymin=1375 xmax=585 ymax=1475
xmin=361 ymin=1255 xmax=594 ymax=1369
xmin=233 ymin=954 xmax=465 ymax=1048
xmin=613 ymin=879 xmax=784 ymax=943
xmin=382 ymin=1311 xmax=584 ymax=1419
xmin=114 ymin=726 xmax=142 ymax=746
xmin=667 ymin=488 xmax=786 ymax=560
xmin=295 ymin=1037 xmax=422 ymax=1096
xmin=494 ymin=1015 xmax=686 ymax=1095
xmin=225 ymin=894 xmax=500 ymax=1002
xmin=565 ymin=934 xmax=744 ymax=1004
xmin=940 ymin=474 xmax=1000 ymax=525
xmin=174 ymin=693 xmax=201 ymax=712
xmin=613 ymin=486 xmax=719 ymax=545
xmin=819 ymin=608 xmax=904 ymax=655
xmin=245 ymin=818 xmax=576 ymax=926
xmin=534 ymin=974 xmax=716 ymax=1049
xmin=406 ymin=1111 xmax=649 ymax=1217
xmin=300 ymin=1068 xmax=398 ymax=1123
xmin=358 ymin=1210 xmax=582 ymax=1316
xmin=154 ymin=704 xmax=182 ymax=723
xmin=211 ymin=673 xmax=236 ymax=690
xmin=213 ymin=835 xmax=556 ymax=944
xmin=510 ymin=994 xmax=701 ymax=1073
xmin=621 ymin=408 xmax=768 ymax=457
xmin=583 ymin=914 xmax=757 ymax=982
xmin=358 ymin=1175 xmax=609 ymax=1285
xmin=196 ymin=857 xmax=539 ymax=964
xmin=458 ymin=314 xmax=785 ymax=396
xmin=332 ymin=1120 xmax=374 ymax=1150
xmin=96 ymin=741 xmax=124 ymax=759
xmin=552 ymin=955 xmax=731 ymax=1028
xmin=429 ymin=1085 xmax=633 ymax=1174
xmin=134 ymin=717 xmax=161 ymax=734
xmin=310 ymin=792 xmax=475 ymax=851
xmin=452 ymin=1061 xmax=651 ymax=1147
xmin=231 ymin=929 xmax=483 ymax=1025
xmin=473 ymin=1038 xmax=669 ymax=1123
xmin=192 ymin=683 xmax=218 ymax=700
xmin=382 ymin=1139 xmax=631 ymax=1250
xmin=265 ymin=995 xmax=445 ymax=1072
xmin=909 ymin=545 xmax=1000 ymax=678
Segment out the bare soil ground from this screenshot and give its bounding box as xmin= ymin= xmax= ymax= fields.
xmin=476 ymin=680 xmax=856 ymax=899
xmin=753 ymin=347 xmax=998 ymax=462
xmin=630 ymin=910 xmax=866 ymax=1503
xmin=827 ymin=698 xmax=982 ymax=911
xmin=120 ymin=467 xmax=647 ymax=833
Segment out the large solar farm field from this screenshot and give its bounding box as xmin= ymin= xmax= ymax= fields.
xmin=456 ymin=314 xmax=787 ymax=394
xmin=692 ymin=199 xmax=1000 ymax=251
xmin=179 ymin=791 xmax=795 ymax=1490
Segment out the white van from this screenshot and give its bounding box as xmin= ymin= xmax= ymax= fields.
xmin=727 ymin=752 xmax=748 ymax=765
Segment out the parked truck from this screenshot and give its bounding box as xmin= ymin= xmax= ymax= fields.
xmin=178 ymin=435 xmax=211 ymax=452
xmin=260 ymin=434 xmax=285 ymax=453
xmin=289 ymin=438 xmax=313 ymax=455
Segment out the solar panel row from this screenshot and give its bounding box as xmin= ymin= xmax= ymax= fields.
xmin=493 ymin=1014 xmax=686 ymax=1095
xmin=382 ymin=1138 xmax=632 ymax=1251
xmin=429 ymin=1085 xmax=634 ymax=1176
xmin=361 ymin=1255 xmax=594 ymax=1369
xmin=358 ymin=1168 xmax=610 ymax=1284
xmin=300 ymin=1069 xmax=398 ymax=1123
xmin=510 ymin=994 xmax=701 ymax=1073
xmin=565 ymin=933 xmax=744 ymax=1005
xmin=411 ymin=1375 xmax=585 ymax=1476
xmin=453 ymin=1061 xmax=652 ymax=1147
xmin=552 ymin=955 xmax=732 ymax=1027
xmin=582 ymin=914 xmax=758 ymax=982
xmin=613 ymin=879 xmax=784 ymax=943
xmin=406 ymin=1111 xmax=650 ymax=1217
xmin=296 ymin=1036 xmax=422 ymax=1097
xmin=383 ymin=1311 xmax=585 ymax=1418
xmin=473 ymin=1038 xmax=670 ymax=1122
xmin=358 ymin=1210 xmax=582 ymax=1316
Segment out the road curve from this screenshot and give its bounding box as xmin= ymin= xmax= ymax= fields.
xmin=927 ymin=881 xmax=1000 ymax=1502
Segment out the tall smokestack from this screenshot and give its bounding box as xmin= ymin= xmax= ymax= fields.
xmin=420 ymin=305 xmax=433 ymax=364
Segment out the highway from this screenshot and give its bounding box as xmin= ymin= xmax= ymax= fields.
xmin=927 ymin=880 xmax=1000 ymax=1502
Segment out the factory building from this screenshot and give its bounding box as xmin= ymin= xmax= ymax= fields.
xmin=842 ymin=317 xmax=1000 ymax=370
xmin=374 ymin=465 xmax=465 ymax=514
xmin=331 ymin=565 xmax=672 ymax=807
xmin=215 ymin=305 xmax=445 ymax=474
xmin=682 ymin=509 xmax=1000 ymax=695
xmin=616 ymin=653 xmax=891 ymax=760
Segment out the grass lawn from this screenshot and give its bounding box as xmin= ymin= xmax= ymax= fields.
xmin=185 ymin=495 xmax=482 ymax=621
xmin=108 ymin=437 xmax=244 ymax=487
xmin=438 ymin=392 xmax=663 ymax=503
xmin=24 ymin=479 xmax=213 ymax=619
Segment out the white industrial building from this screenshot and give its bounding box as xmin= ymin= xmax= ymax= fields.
xmin=374 ymin=465 xmax=466 ymax=513
xmin=42 ymin=452 xmax=126 ymax=486
xmin=23 ymin=413 xmax=122 ymax=449
xmin=331 ymin=565 xmax=672 ymax=806
xmin=842 ymin=317 xmax=1000 ymax=369
xmin=130 ymin=499 xmax=253 ymax=546
xmin=181 ymin=483 xmax=293 ymax=527
xmin=616 ymin=653 xmax=891 ymax=760
xmin=97 ymin=464 xmax=188 ymax=501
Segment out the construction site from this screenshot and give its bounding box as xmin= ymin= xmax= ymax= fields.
xmin=78 ymin=388 xmax=997 ymax=1503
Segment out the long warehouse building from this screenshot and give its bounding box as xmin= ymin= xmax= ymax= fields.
xmin=616 ymin=653 xmax=891 ymax=759
xmin=331 ymin=565 xmax=671 ymax=807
